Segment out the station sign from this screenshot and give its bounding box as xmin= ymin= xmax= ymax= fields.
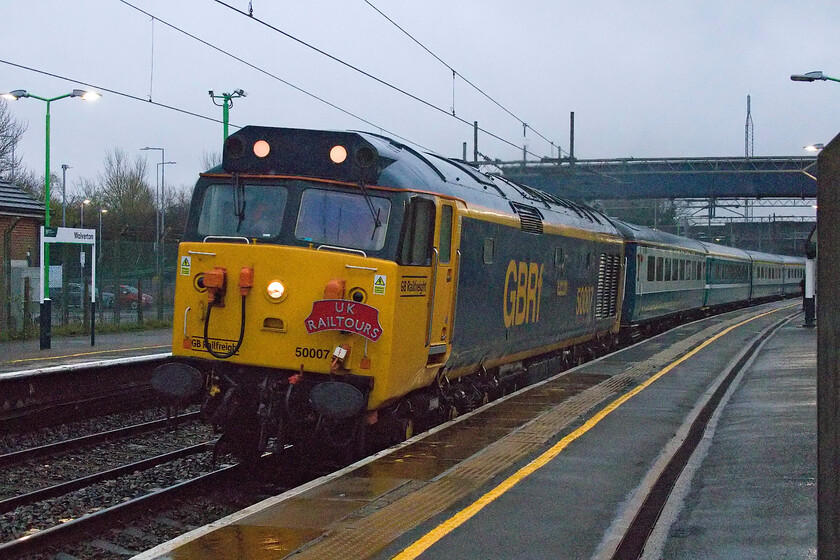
xmin=41 ymin=226 xmax=96 ymax=245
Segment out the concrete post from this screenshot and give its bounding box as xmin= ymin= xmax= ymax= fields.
xmin=805 ymin=256 xmax=816 ymax=328
xmin=817 ymin=131 xmax=840 ymax=559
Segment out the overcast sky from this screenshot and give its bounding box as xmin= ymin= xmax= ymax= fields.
xmin=2 ymin=0 xmax=838 ymax=203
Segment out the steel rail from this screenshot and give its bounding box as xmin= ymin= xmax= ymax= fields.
xmin=0 ymin=442 xmax=212 ymax=514
xmin=0 ymin=457 xmax=250 ymax=557
xmin=0 ymin=411 xmax=201 ymax=468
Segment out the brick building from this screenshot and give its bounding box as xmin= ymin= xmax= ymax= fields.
xmin=1 ymin=180 xmax=44 ymax=331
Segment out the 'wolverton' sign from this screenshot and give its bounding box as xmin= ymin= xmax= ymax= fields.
xmin=304 ymin=300 xmax=383 ymax=342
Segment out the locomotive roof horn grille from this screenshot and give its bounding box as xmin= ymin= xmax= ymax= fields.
xmin=510 ymin=202 xmax=544 ymax=235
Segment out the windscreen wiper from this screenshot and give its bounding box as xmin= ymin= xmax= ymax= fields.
xmin=357 ymin=181 xmax=382 ymax=235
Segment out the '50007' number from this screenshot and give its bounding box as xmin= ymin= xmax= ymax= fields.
xmin=295 ymin=347 xmax=330 ymax=359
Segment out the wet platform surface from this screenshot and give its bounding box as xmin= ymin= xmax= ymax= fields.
xmin=133 ymin=301 xmax=814 ymax=560
xmin=0 ymin=329 xmax=171 ymax=375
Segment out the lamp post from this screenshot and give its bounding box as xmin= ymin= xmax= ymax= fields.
xmin=98 ymin=209 xmax=107 ymax=260
xmin=80 ymin=198 xmax=91 ymax=228
xmin=140 ymin=147 xmax=164 ymax=250
xmin=0 ymin=88 xmax=100 ymax=349
xmin=157 ymin=160 xmax=175 ymax=243
xmin=209 ymin=89 xmax=247 ymax=142
xmin=61 ymin=164 xmax=70 ymax=227
xmin=98 ymin=208 xmax=107 ymax=313
xmin=790 ymin=70 xmax=840 ymax=83
xmin=156 ymin=160 xmax=175 ymax=321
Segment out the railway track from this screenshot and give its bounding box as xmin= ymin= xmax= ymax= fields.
xmin=0 ymin=458 xmax=254 ymax=558
xmin=0 ymin=411 xmax=201 ymax=468
xmin=0 ymin=356 xmax=173 ymax=433
xmin=0 ymin=301 xmax=799 ymax=558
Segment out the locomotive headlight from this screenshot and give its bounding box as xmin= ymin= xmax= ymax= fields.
xmin=254 ymin=140 xmax=271 ymax=158
xmin=330 ymin=145 xmax=348 ymax=164
xmin=266 ymin=280 xmax=287 ymax=302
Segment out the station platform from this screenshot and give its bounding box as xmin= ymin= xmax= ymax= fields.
xmin=0 ymin=329 xmax=172 ymax=375
xmin=134 ymin=300 xmax=814 ymax=560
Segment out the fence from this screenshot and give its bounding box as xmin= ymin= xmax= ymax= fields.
xmin=1 ymin=240 xmax=178 ymax=339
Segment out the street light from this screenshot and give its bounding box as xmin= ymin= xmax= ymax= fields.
xmin=156 ymin=160 xmax=175 ymax=321
xmin=805 ymin=143 xmax=825 ymax=152
xmin=209 ymin=89 xmax=247 ymax=142
xmin=61 ymin=164 xmax=71 ymax=227
xmin=80 ymin=199 xmax=91 ymax=228
xmin=140 ymin=146 xmax=165 ymax=255
xmin=790 ymin=71 xmax=840 ymax=83
xmin=1 ymin=88 xmax=100 ymax=350
xmin=98 ymin=208 xmax=107 ymax=260
xmin=157 ymin=161 xmax=176 ymax=243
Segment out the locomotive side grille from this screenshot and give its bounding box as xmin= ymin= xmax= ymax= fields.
xmin=510 ymin=202 xmax=544 ymax=235
xmin=595 ymin=253 xmax=621 ymax=319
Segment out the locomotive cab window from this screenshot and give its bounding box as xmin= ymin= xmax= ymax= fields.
xmin=397 ymin=197 xmax=435 ymax=266
xmin=439 ymin=204 xmax=453 ymax=264
xmin=197 ymin=183 xmax=288 ymax=239
xmin=484 ymin=238 xmax=495 ymax=265
xmin=555 ymin=247 xmax=565 ymax=268
xmin=295 ymin=187 xmax=391 ymax=251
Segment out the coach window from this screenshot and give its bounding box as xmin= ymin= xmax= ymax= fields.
xmin=484 ymin=238 xmax=495 ymax=264
xmin=656 ymin=257 xmax=663 ymax=281
xmin=647 ymin=254 xmax=656 ymax=282
xmin=397 ymin=197 xmax=435 ymax=266
xmin=664 ymin=258 xmax=672 ymax=281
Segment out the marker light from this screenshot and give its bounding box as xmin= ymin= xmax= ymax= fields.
xmin=254 ymin=140 xmax=270 ymax=158
xmin=267 ymin=280 xmax=286 ymax=301
xmin=330 ymin=145 xmax=348 ymax=164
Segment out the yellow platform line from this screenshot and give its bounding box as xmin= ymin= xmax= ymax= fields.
xmin=3 ymin=344 xmax=170 ymax=366
xmin=394 ymin=305 xmax=791 ymax=559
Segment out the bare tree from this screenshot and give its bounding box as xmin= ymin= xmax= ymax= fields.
xmin=164 ymin=186 xmax=192 ymax=243
xmin=0 ymin=101 xmax=27 ymax=181
xmin=201 ymin=150 xmax=222 ymax=171
xmin=82 ymin=148 xmax=156 ymax=240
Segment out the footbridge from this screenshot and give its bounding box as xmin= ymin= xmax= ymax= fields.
xmin=495 ymin=156 xmax=818 ymax=201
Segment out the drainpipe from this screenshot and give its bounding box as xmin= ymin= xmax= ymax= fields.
xmin=3 ymin=218 xmax=23 ymax=333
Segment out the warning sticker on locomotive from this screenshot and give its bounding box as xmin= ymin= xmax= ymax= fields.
xmin=374 ymin=274 xmax=386 ymax=295
xmin=305 ymin=300 xmax=383 ymax=342
xmin=180 ymin=256 xmax=191 ymax=276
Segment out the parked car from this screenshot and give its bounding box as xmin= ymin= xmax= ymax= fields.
xmin=104 ymin=285 xmax=153 ymax=309
xmin=51 ymin=282 xmax=112 ymax=308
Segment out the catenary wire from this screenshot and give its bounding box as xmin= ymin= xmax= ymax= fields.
xmin=362 ymin=0 xmax=568 ymax=157
xmin=1 ymin=56 xmax=432 ymax=157
xmin=115 ymin=0 xmax=433 ymax=152
xmin=208 ymin=0 xmax=550 ymax=160
xmin=0 ymin=58 xmax=225 ymax=126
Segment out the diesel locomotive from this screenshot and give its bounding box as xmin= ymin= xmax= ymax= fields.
xmin=155 ymin=125 xmax=803 ymax=460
